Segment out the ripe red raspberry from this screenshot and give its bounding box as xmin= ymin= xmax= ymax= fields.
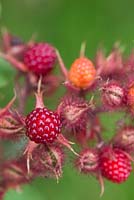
xmin=25 ymin=108 xmax=62 ymax=144
xmin=24 ymin=43 xmax=57 ymax=75
xmin=99 ymin=148 xmax=132 ymax=183
xmin=68 ymin=57 xmax=96 ymax=89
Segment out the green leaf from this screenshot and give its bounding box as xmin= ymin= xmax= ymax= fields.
xmin=0 ymin=58 xmax=14 ymax=72
xmin=0 ymin=74 xmax=7 ymax=88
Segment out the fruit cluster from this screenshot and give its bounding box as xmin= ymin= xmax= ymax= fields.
xmin=0 ymin=29 xmax=134 ymax=198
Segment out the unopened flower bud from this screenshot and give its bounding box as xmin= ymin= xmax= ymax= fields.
xmin=75 ymin=148 xmax=99 ymax=173
xmin=31 ymin=144 xmax=64 ymax=180
xmin=113 ymin=127 xmax=134 ymax=153
xmin=101 ymin=82 xmax=124 ymax=109
xmin=58 ymin=95 xmax=93 ymax=132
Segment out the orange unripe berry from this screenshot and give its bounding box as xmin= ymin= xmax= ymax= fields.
xmin=127 ymin=86 xmax=134 ymax=106
xmin=125 ymin=82 xmax=134 ymax=113
xmin=68 ymin=57 xmax=96 ymax=89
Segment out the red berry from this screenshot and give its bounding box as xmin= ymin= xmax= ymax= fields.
xmin=99 ymin=148 xmax=131 ymax=183
xmin=24 ymin=43 xmax=56 ymax=75
xmin=68 ymin=57 xmax=96 ymax=89
xmin=25 ymin=108 xmax=62 ymax=144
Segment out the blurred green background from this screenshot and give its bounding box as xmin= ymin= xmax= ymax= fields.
xmin=0 ymin=0 xmax=134 ymax=199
